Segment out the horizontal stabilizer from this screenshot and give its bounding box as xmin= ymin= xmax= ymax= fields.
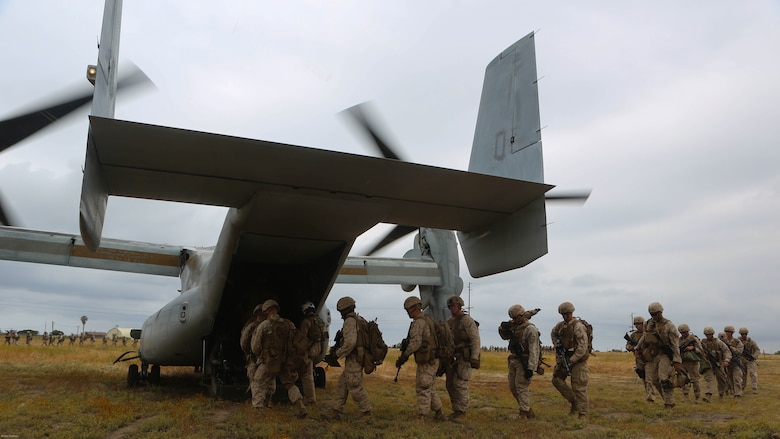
xmin=460 ymin=33 xmax=549 ymax=277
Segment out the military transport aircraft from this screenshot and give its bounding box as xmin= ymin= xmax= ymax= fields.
xmin=0 ymin=0 xmax=586 ymax=397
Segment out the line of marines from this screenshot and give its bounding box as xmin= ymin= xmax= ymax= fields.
xmin=625 ymin=302 xmax=761 ymax=408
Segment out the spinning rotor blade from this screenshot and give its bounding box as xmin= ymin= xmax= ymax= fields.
xmin=344 ymin=103 xmax=406 ymax=161
xmin=545 ymin=190 xmax=591 ymax=203
xmin=366 ymin=225 xmax=418 ymax=256
xmin=0 ymin=190 xmax=17 ymax=227
xmin=0 ymin=65 xmax=153 ymax=152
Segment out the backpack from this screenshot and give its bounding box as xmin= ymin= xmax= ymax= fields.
xmin=357 ymin=317 xmax=388 ymax=374
xmin=576 ymin=317 xmax=594 ymax=355
xmin=424 ymin=315 xmax=455 ymax=377
xmin=254 ymin=317 xmax=294 ymax=374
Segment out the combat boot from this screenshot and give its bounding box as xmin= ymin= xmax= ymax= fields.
xmin=702 ymin=393 xmax=711 ymax=402
xmin=434 ymin=409 xmax=447 ymax=422
xmin=517 ymin=410 xmax=529 ymax=420
xmin=527 ymin=407 xmax=536 ymax=419
xmin=568 ymin=401 xmax=577 ymax=415
xmin=359 ymin=410 xmax=372 ymax=419
xmin=448 ymin=411 xmax=466 ymax=423
xmin=321 ymin=410 xmax=341 ymax=421
xmin=295 ymin=400 xmax=308 ymax=419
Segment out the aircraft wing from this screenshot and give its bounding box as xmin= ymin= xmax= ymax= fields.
xmin=0 ymin=226 xmax=440 ymax=285
xmin=87 ymin=116 xmax=553 ymax=235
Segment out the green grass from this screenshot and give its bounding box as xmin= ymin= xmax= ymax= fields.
xmin=1 ymin=341 xmax=778 ymax=438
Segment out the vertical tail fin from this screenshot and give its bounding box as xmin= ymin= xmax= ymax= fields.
xmin=458 ymin=33 xmax=549 ymax=277
xmin=79 ymin=0 xmax=123 ymax=250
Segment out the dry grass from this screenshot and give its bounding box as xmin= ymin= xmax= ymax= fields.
xmin=1 ymin=340 xmax=778 ymax=438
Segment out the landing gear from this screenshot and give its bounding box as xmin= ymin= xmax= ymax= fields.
xmin=149 ymin=364 xmax=161 ymax=385
xmin=127 ymin=364 xmax=140 ymax=387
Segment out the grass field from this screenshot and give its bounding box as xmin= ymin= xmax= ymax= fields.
xmin=1 ymin=340 xmax=778 ymax=438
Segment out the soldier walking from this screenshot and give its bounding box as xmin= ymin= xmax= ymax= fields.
xmin=499 ymin=304 xmax=540 ymax=420
xmin=445 ymin=295 xmax=480 ymax=422
xmin=551 ymin=302 xmax=589 ymax=419
xmin=250 ymin=299 xmax=308 ymax=418
xmin=321 ymin=296 xmax=372 ymax=420
xmin=240 ymin=304 xmax=272 ymax=408
xmin=738 ymin=327 xmax=759 ymax=393
xmin=396 ymin=296 xmax=446 ymax=422
xmin=292 ymin=301 xmax=326 ymax=405
xmin=635 ymin=302 xmax=681 ymax=409
xmin=722 ymin=326 xmax=744 ymax=399
xmin=678 ymin=324 xmax=704 ymax=401
xmin=625 ymin=316 xmax=656 ymax=402
xmin=700 ymin=326 xmax=731 ymax=401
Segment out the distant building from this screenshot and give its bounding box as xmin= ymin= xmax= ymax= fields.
xmin=105 ymin=327 xmax=135 ymax=340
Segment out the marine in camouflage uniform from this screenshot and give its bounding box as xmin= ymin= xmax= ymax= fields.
xmin=678 ymin=324 xmax=705 ymax=401
xmin=250 ymin=299 xmax=308 ymax=418
xmin=292 ymin=301 xmax=325 ymax=405
xmin=445 ymin=295 xmax=480 ymax=422
xmin=550 ymin=302 xmax=589 ymax=419
xmin=722 ymin=326 xmax=744 ymax=399
xmin=738 ymin=327 xmax=759 ymax=393
xmin=397 ymin=296 xmax=445 ymax=421
xmin=700 ymin=326 xmax=731 ymax=401
xmin=322 ymin=296 xmax=372 ymax=420
xmin=626 ymin=316 xmax=656 ymax=402
xmin=499 ymin=304 xmax=540 ymax=420
xmin=635 ymin=302 xmax=681 ymax=408
xmin=240 ymin=304 xmax=273 ymax=408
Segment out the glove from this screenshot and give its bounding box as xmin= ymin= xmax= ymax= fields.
xmin=470 ymin=358 xmax=480 ymax=369
xmin=524 ymin=369 xmax=534 ymax=380
xmin=395 ymin=354 xmax=408 ymax=369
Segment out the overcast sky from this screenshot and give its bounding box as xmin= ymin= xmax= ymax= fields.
xmin=1 ymin=1 xmax=778 ymax=354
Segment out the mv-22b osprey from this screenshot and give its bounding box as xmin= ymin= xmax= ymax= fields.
xmin=0 ymin=0 xmax=586 ymax=397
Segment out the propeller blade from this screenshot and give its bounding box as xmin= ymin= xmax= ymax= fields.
xmin=545 ymin=190 xmax=591 ymax=203
xmin=0 ymin=64 xmax=153 ymax=152
xmin=0 ymin=190 xmax=18 ymax=226
xmin=343 ymin=103 xmax=406 ymax=161
xmin=366 ymin=224 xmax=418 ymax=256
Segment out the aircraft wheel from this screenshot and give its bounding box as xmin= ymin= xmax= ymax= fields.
xmin=314 ymin=366 xmax=326 ymax=388
xmin=149 ymin=364 xmax=161 ymax=385
xmin=127 ymin=364 xmax=140 ymax=387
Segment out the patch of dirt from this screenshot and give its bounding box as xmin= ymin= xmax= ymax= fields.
xmin=106 ymin=416 xmax=159 ymax=439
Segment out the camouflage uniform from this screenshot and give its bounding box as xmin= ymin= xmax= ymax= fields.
xmin=328 ymin=310 xmax=372 ymax=416
xmin=250 ymin=308 xmax=306 ymax=416
xmin=626 ymin=321 xmax=656 ymax=402
xmin=551 ymin=304 xmax=589 ymax=418
xmin=700 ymin=328 xmax=731 ymax=400
xmin=400 ymin=313 xmax=443 ymax=418
xmin=499 ymin=312 xmax=539 ymax=417
xmin=446 ymin=307 xmax=480 ymax=417
xmin=738 ymin=328 xmax=759 ymax=393
xmin=635 ymin=303 xmax=681 ymax=408
xmin=722 ymin=327 xmax=744 ymax=398
xmin=240 ymin=307 xmax=272 ymax=408
xmin=678 ymin=325 xmax=704 ymax=400
xmin=292 ymin=310 xmax=325 ymax=405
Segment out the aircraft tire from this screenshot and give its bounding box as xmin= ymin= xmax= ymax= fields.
xmin=127 ymin=364 xmax=140 ymax=387
xmin=149 ymin=364 xmax=161 ymax=385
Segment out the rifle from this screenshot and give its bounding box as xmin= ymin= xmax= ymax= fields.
xmin=623 ymin=332 xmax=637 ymax=347
xmin=394 ymin=337 xmax=409 ymax=383
xmin=704 ymin=347 xmax=732 ymax=394
xmin=554 ymin=341 xmax=571 ymax=377
xmin=322 ymin=329 xmax=343 ymax=367
xmin=652 ymin=332 xmax=674 ymax=361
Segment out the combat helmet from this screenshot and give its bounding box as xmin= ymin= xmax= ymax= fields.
xmin=648 ymin=302 xmax=664 ymax=314
xmin=261 ymin=299 xmax=279 ymax=313
xmin=633 ymin=316 xmax=645 ymax=324
xmin=739 ymin=327 xmax=749 ymax=335
xmin=301 ymin=301 xmax=316 ymax=314
xmin=404 ymin=296 xmax=422 ymax=311
xmin=447 ymin=295 xmax=465 ymax=307
xmin=678 ymin=324 xmax=690 ymax=333
xmin=557 ymin=302 xmax=575 ymax=314
xmin=703 ymin=326 xmax=715 ymax=335
xmin=336 ymin=296 xmax=356 ymax=312
xmin=508 ymin=304 xmax=526 ymax=319
xmin=724 ymin=325 xmax=735 ymax=333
